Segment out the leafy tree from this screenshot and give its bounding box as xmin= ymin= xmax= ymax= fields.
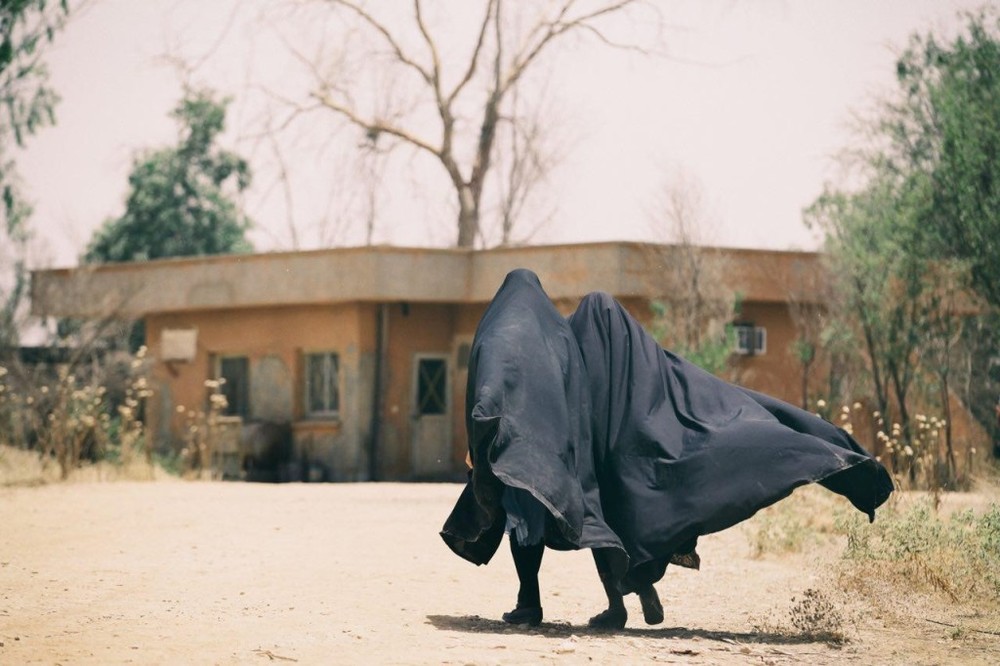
xmin=1 ymin=0 xmax=71 ymax=348
xmin=85 ymin=88 xmax=253 ymax=263
xmin=648 ymin=173 xmax=739 ymax=377
xmin=807 ymin=170 xmax=953 ymax=467
xmin=806 ymin=10 xmax=1000 ymax=479
xmin=892 ymin=11 xmax=1000 ymax=310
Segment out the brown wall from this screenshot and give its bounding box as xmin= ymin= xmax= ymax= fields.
xmin=146 ymin=303 xmax=372 ymax=480
xmin=731 ymin=302 xmax=803 ymax=406
xmin=379 ymin=302 xmax=456 ymax=479
xmin=450 ymin=303 xmax=487 ymax=469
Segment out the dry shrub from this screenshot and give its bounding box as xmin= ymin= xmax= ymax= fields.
xmin=788 ymin=588 xmax=850 ymax=644
xmin=836 ymin=496 xmax=1000 ymax=609
xmin=750 ymin=587 xmax=854 ymax=645
xmin=0 ymin=347 xmax=155 ymax=483
xmin=749 ymin=484 xmax=1000 ymax=646
xmin=816 ymin=397 xmax=976 ymax=491
xmin=176 ymin=379 xmax=232 ymax=479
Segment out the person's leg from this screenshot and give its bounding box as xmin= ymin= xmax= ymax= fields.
xmin=637 ymin=583 xmax=664 ymax=625
xmin=628 ymin=560 xmax=665 ymax=625
xmin=587 ymin=549 xmax=627 ymax=629
xmin=501 ymin=535 xmax=544 ymax=626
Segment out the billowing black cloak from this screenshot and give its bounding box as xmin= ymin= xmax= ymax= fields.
xmin=441 ymin=271 xmax=893 ymax=591
xmin=567 ymin=291 xmax=894 ymax=588
xmin=440 ymin=270 xmax=628 ymax=574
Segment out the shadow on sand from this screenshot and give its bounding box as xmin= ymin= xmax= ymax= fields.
xmin=425 ymin=614 xmax=830 ymax=646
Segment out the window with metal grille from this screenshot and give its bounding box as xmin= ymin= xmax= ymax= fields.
xmin=305 ymin=352 xmax=340 ymax=416
xmin=416 ymin=358 xmax=447 ymax=415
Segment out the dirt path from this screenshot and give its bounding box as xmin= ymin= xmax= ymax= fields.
xmin=1 ymin=481 xmax=997 ymax=664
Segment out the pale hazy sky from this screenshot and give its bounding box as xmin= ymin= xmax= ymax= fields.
xmin=16 ymin=0 xmax=992 ymax=268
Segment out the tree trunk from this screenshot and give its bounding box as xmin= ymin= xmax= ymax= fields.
xmin=456 ymin=185 xmax=478 ymax=247
xmin=941 ymin=373 xmax=956 ymax=484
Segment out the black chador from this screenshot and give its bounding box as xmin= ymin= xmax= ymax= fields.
xmin=441 ymin=270 xmax=893 ymax=628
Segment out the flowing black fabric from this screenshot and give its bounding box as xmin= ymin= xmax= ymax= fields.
xmin=567 ymin=291 xmax=894 ymax=588
xmin=441 ymin=271 xmax=893 ymax=593
xmin=440 ymin=270 xmax=628 ymax=574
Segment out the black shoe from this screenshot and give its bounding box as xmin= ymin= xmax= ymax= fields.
xmin=587 ymin=606 xmax=627 ymax=630
xmin=638 ymin=585 xmax=664 ymax=625
xmin=502 ymin=605 xmax=543 ymax=627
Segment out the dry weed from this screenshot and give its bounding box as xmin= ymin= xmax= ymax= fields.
xmin=750 ymin=587 xmax=855 ymax=645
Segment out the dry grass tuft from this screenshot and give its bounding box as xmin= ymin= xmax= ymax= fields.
xmin=836 ymin=495 xmax=1000 ymax=607
xmin=750 ymin=587 xmax=855 ymax=645
xmin=749 ymin=479 xmax=1000 ymax=648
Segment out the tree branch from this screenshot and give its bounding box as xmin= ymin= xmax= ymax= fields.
xmin=412 ymin=0 xmax=443 ymax=97
xmin=446 ymin=0 xmax=497 ymax=106
xmin=501 ymin=0 xmax=639 ymax=95
xmin=311 ymin=91 xmax=441 ymax=159
xmin=329 ymin=0 xmax=433 ymax=86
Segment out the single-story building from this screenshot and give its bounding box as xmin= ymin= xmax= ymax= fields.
xmin=26 ymin=241 xmax=885 ymax=481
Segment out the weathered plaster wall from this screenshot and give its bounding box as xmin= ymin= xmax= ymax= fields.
xmin=146 ymin=303 xmax=370 ymax=479
xmin=379 ymin=303 xmax=456 ymax=479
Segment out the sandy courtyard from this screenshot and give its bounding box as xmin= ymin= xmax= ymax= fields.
xmin=1 ymin=480 xmax=997 ymax=665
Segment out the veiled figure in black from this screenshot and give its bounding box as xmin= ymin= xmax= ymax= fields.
xmin=566 ymin=290 xmax=894 ymax=627
xmin=441 ymin=270 xmax=894 ymax=629
xmin=440 ymin=269 xmax=628 ymax=627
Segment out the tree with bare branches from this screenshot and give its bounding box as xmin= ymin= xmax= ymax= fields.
xmin=490 ymin=83 xmax=564 ymax=247
xmin=292 ymin=0 xmax=652 ymax=247
xmin=647 ymin=171 xmax=738 ymax=376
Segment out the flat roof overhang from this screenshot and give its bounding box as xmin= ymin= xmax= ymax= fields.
xmin=30 ymin=242 xmax=824 ymax=319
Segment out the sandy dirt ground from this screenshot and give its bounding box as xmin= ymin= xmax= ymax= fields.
xmin=1 ymin=479 xmax=998 ymax=665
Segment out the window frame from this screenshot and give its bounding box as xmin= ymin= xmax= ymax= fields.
xmin=213 ymin=354 xmax=250 ymax=418
xmin=734 ymin=323 xmax=767 ymax=356
xmin=413 ymin=355 xmax=449 ymax=417
xmin=303 ymin=350 xmax=341 ymax=419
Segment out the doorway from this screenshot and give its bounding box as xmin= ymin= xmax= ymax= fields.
xmin=410 ymin=354 xmax=452 ymax=477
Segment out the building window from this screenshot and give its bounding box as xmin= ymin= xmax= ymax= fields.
xmin=216 ymin=355 xmax=250 ymax=417
xmin=734 ymin=324 xmax=767 ymax=356
xmin=416 ymin=357 xmax=447 ymax=415
xmin=305 ymin=352 xmax=340 ymax=417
